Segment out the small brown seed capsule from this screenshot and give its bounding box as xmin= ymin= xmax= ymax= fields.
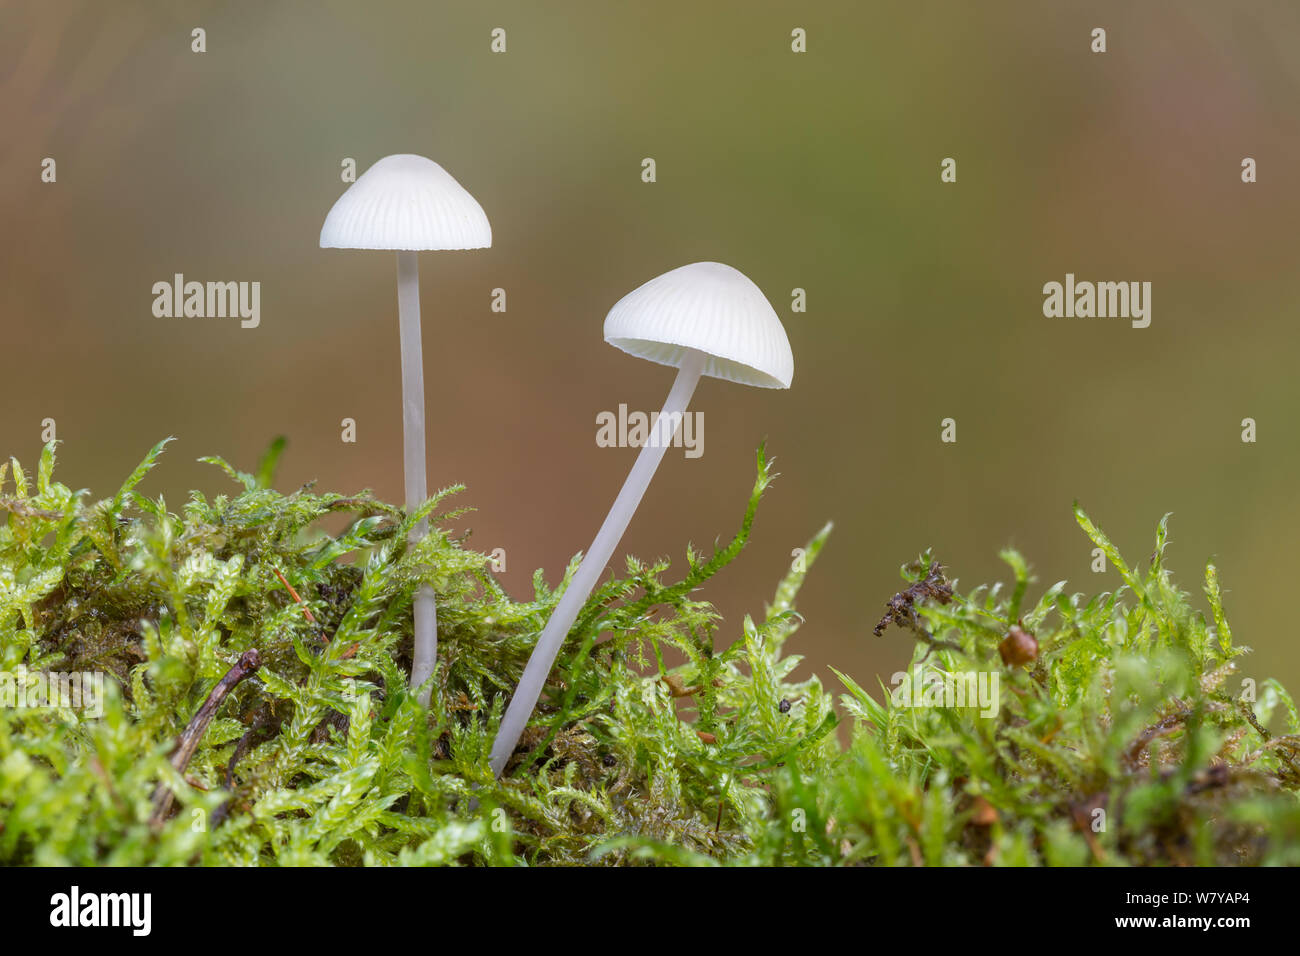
xmin=971 ymin=796 xmax=998 ymax=826
xmin=999 ymin=626 xmax=1039 ymax=667
xmin=662 ymin=674 xmax=688 ymax=696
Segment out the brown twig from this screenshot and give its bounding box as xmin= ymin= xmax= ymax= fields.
xmin=1123 ymin=707 xmax=1192 ymax=769
xmin=223 ymin=703 xmax=273 ymax=792
xmin=149 ymin=649 xmax=262 ymax=827
xmin=272 ymin=566 xmax=316 ymax=624
xmin=210 ymin=703 xmax=278 ymax=829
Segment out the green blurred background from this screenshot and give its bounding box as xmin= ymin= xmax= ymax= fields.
xmin=3 ymin=1 xmax=1298 ymax=699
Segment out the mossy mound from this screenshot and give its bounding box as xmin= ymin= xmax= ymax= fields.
xmin=0 ymin=440 xmax=1296 ymax=865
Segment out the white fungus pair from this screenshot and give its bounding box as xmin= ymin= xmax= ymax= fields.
xmin=320 ymin=154 xmax=794 ymax=776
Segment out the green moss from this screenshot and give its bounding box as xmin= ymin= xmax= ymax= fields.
xmin=0 ymin=439 xmax=1296 ymax=865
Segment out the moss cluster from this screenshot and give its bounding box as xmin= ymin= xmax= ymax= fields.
xmin=0 ymin=439 xmax=1297 ymax=865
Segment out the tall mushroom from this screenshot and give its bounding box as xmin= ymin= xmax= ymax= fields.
xmin=320 ymin=154 xmax=491 ymax=706
xmin=489 ymin=261 xmax=794 ymax=776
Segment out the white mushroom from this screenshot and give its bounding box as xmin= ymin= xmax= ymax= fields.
xmin=489 ymin=261 xmax=793 ymax=776
xmin=320 ymin=154 xmax=491 ymax=707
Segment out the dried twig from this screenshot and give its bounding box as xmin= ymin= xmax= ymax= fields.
xmin=272 ymin=566 xmax=316 ymax=624
xmin=223 ymin=703 xmax=273 ymax=791
xmin=1123 ymin=707 xmax=1192 ymax=769
xmin=149 ymin=649 xmax=262 ymax=827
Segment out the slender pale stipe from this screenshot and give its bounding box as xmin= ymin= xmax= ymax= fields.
xmin=397 ymin=251 xmax=438 ymax=706
xmin=489 ymin=348 xmax=707 ymax=775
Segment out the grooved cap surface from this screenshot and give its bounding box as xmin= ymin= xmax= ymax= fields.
xmin=320 ymin=154 xmax=492 ymax=251
xmin=603 ymin=262 xmax=794 ymax=388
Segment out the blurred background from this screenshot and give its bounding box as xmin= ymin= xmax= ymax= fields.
xmin=2 ymin=1 xmax=1298 ymax=701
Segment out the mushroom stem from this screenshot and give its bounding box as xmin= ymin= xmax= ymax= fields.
xmin=396 ymin=250 xmax=438 ymax=706
xmin=489 ymin=347 xmax=707 ymax=776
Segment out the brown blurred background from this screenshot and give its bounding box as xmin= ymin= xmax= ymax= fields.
xmin=2 ymin=1 xmax=1298 ymax=698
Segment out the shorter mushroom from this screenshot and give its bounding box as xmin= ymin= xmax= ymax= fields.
xmin=489 ymin=261 xmax=794 ymax=776
xmin=320 ymin=154 xmax=491 ymax=707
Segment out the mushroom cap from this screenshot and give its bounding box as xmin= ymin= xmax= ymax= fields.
xmin=603 ymin=262 xmax=794 ymax=389
xmin=320 ymin=154 xmax=491 ymax=251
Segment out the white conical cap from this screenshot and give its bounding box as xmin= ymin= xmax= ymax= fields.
xmin=320 ymin=154 xmax=491 ymax=251
xmin=603 ymin=262 xmax=794 ymax=388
